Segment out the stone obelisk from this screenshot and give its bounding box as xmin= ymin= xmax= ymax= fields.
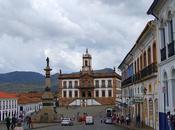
xmin=40 ymin=57 xmax=55 ymax=122
xmin=32 ymin=57 xmax=56 ymax=122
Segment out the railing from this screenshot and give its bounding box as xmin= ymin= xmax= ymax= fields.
xmin=160 ymin=47 xmax=166 ymax=61
xmin=122 ymin=76 xmax=133 ymax=86
xmin=168 ymin=41 xmax=175 ymax=57
xmin=122 ymin=63 xmax=157 ymax=87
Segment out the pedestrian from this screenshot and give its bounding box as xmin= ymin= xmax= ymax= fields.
xmin=126 ymin=115 xmax=129 ymax=125
xmin=136 ymin=115 xmax=140 ymax=128
xmin=101 ymin=118 xmax=103 ymax=123
xmin=14 ymin=122 xmax=24 ymax=130
xmin=167 ymin=111 xmax=173 ymax=130
xmin=172 ymin=115 xmax=175 ymax=130
xmin=5 ymin=116 xmax=11 ymax=130
xmin=11 ymin=115 xmax=17 ymax=130
xmin=27 ymin=116 xmax=32 ymax=129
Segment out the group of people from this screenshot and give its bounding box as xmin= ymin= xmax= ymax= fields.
xmin=115 ymin=114 xmax=131 ymax=125
xmin=5 ymin=115 xmax=32 ymax=130
xmin=167 ymin=111 xmax=175 ymax=130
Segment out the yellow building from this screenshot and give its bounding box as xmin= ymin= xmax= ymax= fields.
xmin=118 ymin=21 xmax=159 ymax=130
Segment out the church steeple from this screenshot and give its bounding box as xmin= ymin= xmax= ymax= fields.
xmin=82 ymin=49 xmax=92 ymax=72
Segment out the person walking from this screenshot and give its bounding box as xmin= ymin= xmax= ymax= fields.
xmin=5 ymin=116 xmax=11 ymax=130
xmin=126 ymin=115 xmax=129 ymax=125
xmin=136 ymin=115 xmax=140 ymax=128
xmin=27 ymin=116 xmax=32 ymax=129
xmin=11 ymin=115 xmax=17 ymax=130
xmin=14 ymin=122 xmax=24 ymax=130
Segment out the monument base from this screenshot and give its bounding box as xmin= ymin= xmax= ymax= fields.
xmin=32 ymin=107 xmax=58 ymax=123
xmin=32 ymin=91 xmax=59 ymax=123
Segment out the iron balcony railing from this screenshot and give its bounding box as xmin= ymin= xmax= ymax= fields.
xmin=122 ymin=63 xmax=157 ymax=87
xmin=168 ymin=41 xmax=175 ymax=57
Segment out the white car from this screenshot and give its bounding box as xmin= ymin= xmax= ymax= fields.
xmin=85 ymin=116 xmax=94 ymax=125
xmin=104 ymin=117 xmax=113 ymax=124
xmin=61 ymin=118 xmax=73 ymax=126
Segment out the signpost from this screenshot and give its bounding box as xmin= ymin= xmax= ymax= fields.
xmin=133 ymin=97 xmax=144 ymax=103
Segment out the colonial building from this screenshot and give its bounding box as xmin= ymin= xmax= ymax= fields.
xmin=118 ymin=21 xmax=159 ymax=130
xmin=0 ymin=92 xmax=18 ymax=121
xmin=18 ymin=93 xmax=42 ymax=117
xmin=147 ymin=0 xmax=175 ymax=130
xmin=58 ymin=49 xmax=121 ymax=107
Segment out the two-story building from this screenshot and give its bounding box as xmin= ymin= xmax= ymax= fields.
xmin=58 ymin=49 xmax=121 ymax=107
xmin=118 ymin=21 xmax=159 ymax=129
xmin=147 ymin=0 xmax=175 ymax=130
xmin=0 ymin=92 xmax=18 ymax=121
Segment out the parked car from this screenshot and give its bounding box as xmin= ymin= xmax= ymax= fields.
xmin=104 ymin=117 xmax=113 ymax=124
xmin=61 ymin=118 xmax=73 ymax=126
xmin=85 ymin=116 xmax=94 ymax=125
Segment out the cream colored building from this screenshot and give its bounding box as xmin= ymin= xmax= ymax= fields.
xmin=118 ymin=21 xmax=159 ymax=130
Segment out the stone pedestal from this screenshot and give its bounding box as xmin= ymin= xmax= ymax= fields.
xmin=32 ymin=91 xmax=57 ymax=123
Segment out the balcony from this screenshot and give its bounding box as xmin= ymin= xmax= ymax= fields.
xmin=133 ymin=72 xmax=141 ymax=82
xmin=168 ymin=41 xmax=175 ymax=57
xmin=140 ymin=63 xmax=157 ymax=79
xmin=160 ymin=47 xmax=166 ymax=61
xmin=122 ymin=63 xmax=157 ymax=87
xmin=121 ymin=76 xmax=133 ymax=87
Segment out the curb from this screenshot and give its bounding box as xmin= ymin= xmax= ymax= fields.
xmin=115 ymin=123 xmax=154 ymax=130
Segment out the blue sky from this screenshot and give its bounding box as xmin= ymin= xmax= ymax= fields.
xmin=0 ymin=0 xmax=154 ymax=74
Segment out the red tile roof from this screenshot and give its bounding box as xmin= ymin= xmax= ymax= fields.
xmin=0 ymin=91 xmax=18 ymax=99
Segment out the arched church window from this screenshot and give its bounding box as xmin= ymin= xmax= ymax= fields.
xmin=85 ymin=60 xmax=88 ymax=66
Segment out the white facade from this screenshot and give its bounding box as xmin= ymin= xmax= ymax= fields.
xmin=18 ymin=102 xmax=42 ymax=117
xmin=0 ymin=98 xmax=18 ymax=121
xmin=147 ymin=0 xmax=175 ymax=129
xmin=61 ymin=78 xmax=114 ymax=99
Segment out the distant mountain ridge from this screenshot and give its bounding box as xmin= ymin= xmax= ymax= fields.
xmin=0 ymin=68 xmax=114 ymax=92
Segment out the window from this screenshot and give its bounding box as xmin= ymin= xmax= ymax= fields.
xmin=148 ymin=47 xmax=151 ymax=65
xmin=95 ymin=80 xmax=99 ymax=88
xmin=96 ymin=91 xmax=99 ymax=97
xmin=168 ymin=19 xmax=174 ymax=43
xmin=69 ymin=91 xmax=72 ymax=98
xmin=108 ymin=80 xmax=112 ymax=87
xmin=102 ymin=80 xmax=105 ymax=87
xmin=137 ymin=58 xmax=139 ymax=72
xmin=153 ymin=43 xmax=157 ymax=63
xmin=75 ymin=91 xmax=78 ymax=98
xmin=85 ymin=60 xmax=88 ymax=66
xmin=140 ymin=55 xmax=143 ymax=70
xmin=69 ymin=81 xmax=72 ymax=88
xmin=63 ymin=91 xmax=66 ymax=98
xmin=82 ymin=91 xmax=86 ymax=97
xmin=88 ymin=91 xmax=91 ymax=97
xmin=108 ymin=90 xmax=112 ymax=97
xmin=102 ymin=90 xmax=105 ymax=97
xmin=160 ymin=28 xmax=166 ymax=49
xmin=88 ymin=81 xmax=91 ymax=87
xmin=149 ymin=84 xmax=152 ymax=93
xmin=74 ymin=81 xmax=78 ymax=88
xmin=63 ymin=81 xmax=67 ymax=88
xmin=134 ymin=61 xmax=137 ymax=74
xmin=144 ymin=51 xmax=147 ymax=67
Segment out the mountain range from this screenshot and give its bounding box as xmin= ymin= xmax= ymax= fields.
xmin=0 ymin=68 xmax=114 ymax=93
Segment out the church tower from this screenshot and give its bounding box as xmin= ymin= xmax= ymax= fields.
xmin=82 ymin=49 xmax=92 ymax=72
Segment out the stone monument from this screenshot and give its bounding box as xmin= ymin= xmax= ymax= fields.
xmin=32 ymin=57 xmax=57 ymax=122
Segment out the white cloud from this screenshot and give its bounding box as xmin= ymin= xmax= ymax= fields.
xmin=0 ymin=0 xmax=154 ymax=74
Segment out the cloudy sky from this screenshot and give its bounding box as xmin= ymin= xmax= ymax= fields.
xmin=0 ymin=0 xmax=154 ymax=74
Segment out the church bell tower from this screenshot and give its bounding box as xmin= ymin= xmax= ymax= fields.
xmin=82 ymin=49 xmax=92 ymax=72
